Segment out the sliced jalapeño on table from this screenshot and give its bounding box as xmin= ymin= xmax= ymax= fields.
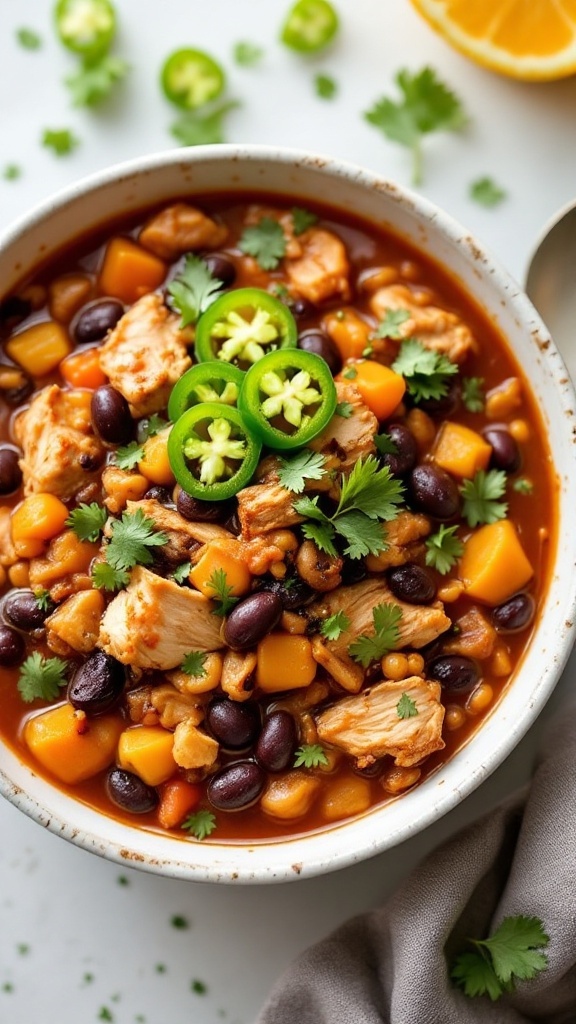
xmin=194 ymin=287 xmax=297 ymax=369
xmin=280 ymin=0 xmax=339 ymax=53
xmin=161 ymin=48 xmax=226 ymax=109
xmin=55 ymin=0 xmax=117 ymax=58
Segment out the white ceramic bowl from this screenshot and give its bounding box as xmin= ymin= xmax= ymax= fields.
xmin=1 ymin=145 xmax=576 ymax=883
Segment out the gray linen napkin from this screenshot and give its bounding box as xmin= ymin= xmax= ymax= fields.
xmin=257 ymin=715 xmax=576 ymax=1024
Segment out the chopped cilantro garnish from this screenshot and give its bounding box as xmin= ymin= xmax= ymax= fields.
xmin=376 ymin=308 xmax=410 ymax=339
xmin=291 ymin=206 xmax=318 ymax=235
xmin=143 ymin=413 xmax=168 ymax=438
xmin=374 ymin=432 xmax=399 ymax=456
xmin=314 ymin=73 xmax=337 ymax=99
xmin=277 ymin=450 xmax=327 ymax=493
xmin=392 ymin=338 xmax=458 ymax=403
xmin=460 ymin=470 xmax=508 ymax=527
xmin=348 ymin=602 xmax=402 ymax=667
xmin=2 ymin=165 xmax=22 ymax=181
xmin=425 ymin=524 xmax=464 ymax=574
xmin=206 ymin=568 xmax=239 ymax=616
xmin=18 ymin=652 xmax=69 ymax=704
xmin=469 ymin=176 xmax=507 ymax=208
xmin=115 ymin=441 xmax=145 ymax=470
xmin=170 ymin=100 xmax=240 ymax=147
xmin=34 ymin=588 xmax=52 ymax=612
xmin=168 ymin=254 xmax=224 ymax=328
xmin=294 ymin=744 xmax=329 ymax=768
xmin=16 ymin=28 xmax=42 ymax=49
xmin=182 ymin=811 xmax=216 ymax=841
xmin=98 ymin=1008 xmax=114 ymax=1022
xmin=172 ymin=561 xmax=192 ymax=584
xmin=513 ymin=477 xmax=533 ymax=495
xmin=319 ymin=610 xmax=350 ymax=641
xmin=116 ymin=875 xmax=129 ymax=886
xmin=396 ymin=692 xmax=418 ymax=719
xmin=181 ymin=651 xmax=207 ymax=677
xmin=461 ymin=376 xmax=485 ymax=413
xmin=233 ymin=41 xmax=264 ymax=67
xmin=91 ymin=562 xmax=130 ymax=592
xmin=239 ymin=216 xmax=287 ymax=270
xmin=343 ymin=366 xmax=357 ymax=380
xmin=104 ymin=508 xmax=168 ymax=571
xmin=66 ymin=502 xmax=107 ymax=542
xmin=41 ymin=128 xmax=80 ymax=156
xmin=335 ymin=401 xmax=353 ymax=418
xmin=451 ymin=915 xmax=549 ymax=1001
xmin=191 ymin=979 xmax=208 ymax=995
xmin=65 ymin=55 xmax=129 ymax=107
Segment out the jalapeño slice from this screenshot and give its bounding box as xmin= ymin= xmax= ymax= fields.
xmin=168 ymin=361 xmax=244 ymax=423
xmin=167 ymin=402 xmax=261 ymax=501
xmin=194 ymin=288 xmax=297 ymax=370
xmin=55 ymin=0 xmax=116 ymax=58
xmin=238 ymin=349 xmax=337 ymax=450
xmin=280 ymin=0 xmax=339 ymax=54
xmin=161 ymin=48 xmax=225 ymax=110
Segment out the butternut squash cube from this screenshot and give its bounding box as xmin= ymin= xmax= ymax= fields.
xmin=5 ymin=321 xmax=72 ymax=377
xmin=190 ymin=540 xmax=251 ymax=598
xmin=24 ymin=703 xmax=123 ymax=784
xmin=260 ymin=771 xmax=321 ymax=820
xmin=433 ymin=422 xmax=492 ymax=479
xmin=256 ymin=635 xmax=317 ymax=692
xmin=117 ymin=725 xmax=177 ymax=786
xmin=459 ymin=519 xmax=533 ymax=605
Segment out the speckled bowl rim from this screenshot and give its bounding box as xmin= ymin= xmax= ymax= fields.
xmin=1 ymin=144 xmax=576 ymax=884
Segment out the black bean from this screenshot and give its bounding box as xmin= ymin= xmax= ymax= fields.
xmin=417 ymin=378 xmax=460 ymax=417
xmin=0 ymin=295 xmax=31 ymax=327
xmin=143 ymin=485 xmax=175 ymax=506
xmin=91 ymin=385 xmax=134 ymax=445
xmin=428 ymin=655 xmax=479 ymax=694
xmin=492 ymin=592 xmax=535 ymax=633
xmin=298 ymin=329 xmax=342 ymax=375
xmin=68 ymin=650 xmax=125 ymax=715
xmin=378 ymin=423 xmax=418 ymax=477
xmin=255 ymin=710 xmax=297 ymax=772
xmin=176 ymin=489 xmax=232 ymax=523
xmin=0 ymin=624 xmax=25 ymax=667
xmin=340 ymin=559 xmax=368 ymax=586
xmin=223 ymin=592 xmax=283 ymax=650
xmin=106 ymin=768 xmax=158 ymax=814
xmin=202 ymin=253 xmax=236 ymax=288
xmin=3 ymin=373 xmax=34 ymax=406
xmin=290 ymin=297 xmax=314 ymax=320
xmin=483 ymin=427 xmax=521 ymax=473
xmin=223 ymin=509 xmax=242 ymax=535
xmin=207 ymin=761 xmax=265 ymax=811
xmin=409 ymin=464 xmax=461 ymax=520
xmin=353 ymin=756 xmax=386 ymax=778
xmin=74 ymin=299 xmax=124 ymax=345
xmin=4 ymin=589 xmax=51 ymax=631
xmin=0 ymin=446 xmax=22 ymax=495
xmin=387 ymin=564 xmax=436 ymax=604
xmin=256 ymin=575 xmax=314 ymax=610
xmin=207 ymin=698 xmax=261 ymax=750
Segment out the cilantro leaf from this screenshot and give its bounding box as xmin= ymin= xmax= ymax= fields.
xmin=182 ymin=810 xmax=216 ymax=840
xmin=460 ymin=470 xmax=508 ymax=527
xmin=143 ymin=413 xmax=168 ymax=438
xmin=115 ymin=442 xmax=145 ymax=471
xmin=171 ymin=100 xmax=240 ymax=147
xmin=451 ymin=915 xmax=549 ymax=1001
xmin=18 ymin=652 xmax=68 ymax=703
xmin=34 ymin=589 xmax=52 ymax=613
xmin=513 ymin=477 xmax=533 ymax=495
xmin=66 ymin=56 xmax=129 ymax=107
xmin=277 ymin=450 xmax=327 ymax=493
xmin=41 ymin=128 xmax=80 ymax=157
xmin=396 ymin=692 xmax=418 ymax=718
xmin=348 ymin=602 xmax=402 ymax=667
xmin=314 ymin=73 xmax=337 ymax=99
xmin=374 ymin=432 xmax=399 ymax=456
xmin=335 ymin=401 xmax=353 ymax=418
xmin=66 ymin=502 xmax=107 ymax=543
xmin=206 ymin=568 xmax=239 ymax=616
xmin=320 ymin=611 xmax=350 ymax=641
xmin=392 ymin=338 xmax=458 ymax=403
xmin=3 ymin=164 xmax=22 ymax=181
xmin=425 ymin=524 xmax=464 ymax=575
xmin=376 ymin=308 xmax=410 ymax=339
xmin=333 ymin=510 xmax=386 ymax=559
xmin=470 ymin=176 xmax=507 ymax=208
xmin=181 ymin=651 xmax=207 ymax=677
xmin=365 ymin=66 xmax=467 ymax=185
xmin=294 ymin=744 xmax=329 ymax=769
xmin=342 ymin=366 xmax=357 ymax=380
xmin=461 ymin=376 xmax=485 ymax=413
xmin=172 ymin=561 xmax=191 ymax=584
xmin=337 ymin=455 xmax=405 ymax=521
xmin=292 ymin=206 xmax=318 ymax=235
xmin=105 ymin=508 xmax=168 ymax=571
xmin=451 ymin=951 xmax=503 ymax=1001
xmin=301 ymin=519 xmax=338 ymax=556
xmin=92 ymin=562 xmax=131 ymax=591
xmin=17 ymin=28 xmax=42 ymax=50
xmin=239 ymin=217 xmax=287 ymax=271
xmin=168 ymin=254 xmax=225 ymax=328
xmin=233 ymin=41 xmax=264 ymax=67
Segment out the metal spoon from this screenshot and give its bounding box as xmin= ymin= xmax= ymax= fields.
xmin=525 ymin=200 xmax=576 ymax=380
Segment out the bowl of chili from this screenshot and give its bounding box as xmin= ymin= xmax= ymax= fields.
xmin=0 ymin=145 xmax=575 ymax=883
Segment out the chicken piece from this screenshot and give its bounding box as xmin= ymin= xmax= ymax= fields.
xmin=220 ymin=649 xmax=257 ymax=702
xmin=316 ymin=675 xmax=445 ymax=768
xmin=172 ymin=720 xmax=219 ymax=771
xmin=369 ymin=283 xmax=476 ymax=364
xmin=309 ymin=578 xmax=451 ymax=656
xmin=365 ymin=511 xmax=431 ymax=572
xmin=286 ymin=228 xmax=351 ymax=305
xmin=98 ymin=565 xmax=224 ymax=670
xmin=98 ymin=293 xmax=191 ymax=417
xmin=124 ymin=498 xmax=232 ymax=566
xmin=46 ymin=590 xmax=104 ymax=655
xmin=237 ymin=479 xmax=304 ymax=540
xmin=0 ymin=507 xmax=17 ymax=567
xmin=309 ymin=382 xmax=378 ymax=485
xmin=443 ymin=606 xmax=497 ymax=660
xmin=311 ymin=636 xmax=364 ymax=694
xmin=240 ymin=529 xmax=298 ymax=575
xmin=139 ymin=203 xmax=227 ymax=261
xmin=14 ymin=385 xmax=105 ymax=499
xmin=149 ymin=684 xmax=206 ymax=729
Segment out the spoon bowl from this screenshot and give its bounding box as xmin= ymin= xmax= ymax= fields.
xmin=525 ymin=200 xmax=576 ymax=379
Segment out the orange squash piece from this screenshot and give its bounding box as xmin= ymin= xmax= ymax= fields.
xmin=256 ymin=635 xmax=317 ymax=692
xmin=98 ymin=237 xmax=167 ymax=305
xmin=433 ymin=421 xmax=492 ymax=479
xmin=60 ymin=347 xmax=108 ymax=390
xmin=117 ymin=725 xmax=177 ymax=786
xmin=459 ymin=519 xmax=534 ymax=605
xmin=323 ymin=308 xmax=372 ymax=361
xmin=24 ymin=704 xmax=123 ymax=784
xmin=190 ymin=539 xmax=251 ymax=598
xmin=350 ymin=360 xmax=406 ymax=421
xmin=157 ymin=778 xmax=201 ymax=829
xmin=6 ymin=321 xmax=72 ymax=377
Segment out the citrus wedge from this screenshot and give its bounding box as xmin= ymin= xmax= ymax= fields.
xmin=410 ymin=0 xmax=576 ymax=80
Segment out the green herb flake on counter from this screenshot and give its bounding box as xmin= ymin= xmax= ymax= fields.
xmin=16 ymin=28 xmax=42 ymax=49
xmin=470 ymin=176 xmax=507 ymax=208
xmin=314 ymin=72 xmax=337 ymax=98
xmin=233 ymin=41 xmax=264 ymax=66
xmin=41 ymin=128 xmax=80 ymax=156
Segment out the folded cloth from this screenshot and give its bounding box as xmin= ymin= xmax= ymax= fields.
xmin=257 ymin=715 xmax=576 ymax=1024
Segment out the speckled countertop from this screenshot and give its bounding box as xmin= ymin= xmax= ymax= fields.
xmin=2 ymin=3 xmax=576 ymax=1022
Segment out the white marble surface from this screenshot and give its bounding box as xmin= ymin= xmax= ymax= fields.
xmin=1 ymin=3 xmax=576 ymax=1022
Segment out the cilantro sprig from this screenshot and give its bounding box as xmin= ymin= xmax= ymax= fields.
xmin=181 ymin=651 xmax=207 ymax=677
xmin=114 ymin=441 xmax=145 ymax=471
xmin=392 ymin=338 xmax=458 ymax=403
xmin=93 ymin=508 xmax=168 ymax=591
xmin=294 ymin=744 xmax=329 ymax=769
xmin=469 ymin=176 xmax=507 ymax=209
xmin=320 ymin=611 xmax=350 ymax=641
xmin=376 ymin=308 xmax=410 ymax=340
xmin=277 ymin=450 xmax=327 ymax=493
xmin=396 ymin=692 xmax=418 ymax=719
xmin=18 ymin=653 xmax=68 ymax=704
xmin=461 ymin=376 xmax=485 ymax=413
xmin=348 ymin=603 xmax=402 ymax=667
xmin=172 ymin=561 xmax=192 ymax=584
xmin=66 ymin=502 xmax=108 ymax=543
xmin=239 ymin=217 xmax=287 ymax=270
xmin=451 ymin=915 xmax=549 ymax=1001
xmin=171 ymin=100 xmax=240 ymax=147
xmin=65 ymin=55 xmax=129 ymax=107
xmin=425 ymin=524 xmax=464 ymax=575
xmin=42 ymin=128 xmax=80 ymax=157
xmin=206 ymin=569 xmax=239 ymax=616
xmin=168 ymin=254 xmax=225 ymax=328
xmin=182 ymin=810 xmax=216 ymax=841
xmin=291 ymin=206 xmax=318 ymax=235
xmin=460 ymin=470 xmax=508 ymax=527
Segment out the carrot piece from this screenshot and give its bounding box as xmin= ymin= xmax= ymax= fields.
xmin=348 ymin=360 xmax=406 ymax=421
xmin=459 ymin=519 xmax=534 ymax=605
xmin=24 ymin=704 xmax=123 ymax=784
xmin=117 ymin=725 xmax=177 ymax=786
xmin=5 ymin=321 xmax=72 ymax=377
xmin=433 ymin=421 xmax=492 ymax=479
xmin=256 ymin=635 xmax=317 ymax=692
xmin=323 ymin=308 xmax=372 ymax=361
xmin=98 ymin=237 xmax=167 ymax=304
xmin=157 ymin=778 xmax=201 ymax=829
xmin=60 ymin=347 xmax=108 ymax=390
xmin=138 ymin=429 xmax=175 ymax=486
xmin=11 ymin=494 xmax=69 ymax=549
xmin=190 ymin=539 xmax=252 ymax=598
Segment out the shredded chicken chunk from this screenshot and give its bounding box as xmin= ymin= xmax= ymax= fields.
xmin=237 ymin=478 xmax=304 ymax=540
xmin=98 ymin=565 xmax=224 ymax=670
xmin=172 ymin=720 xmax=219 ymax=771
xmin=316 ymin=675 xmax=445 ymax=767
xmin=139 ymin=202 xmax=227 ymax=261
xmin=310 ymin=382 xmax=378 ymax=480
xmin=286 ymin=228 xmax=351 ymax=305
xmin=124 ymin=498 xmax=232 ymax=565
xmin=14 ymin=385 xmax=105 ymax=499
xmin=369 ymin=283 xmax=476 ymax=364
xmin=366 ymin=511 xmax=431 ymax=571
xmin=98 ymin=293 xmax=191 ymax=417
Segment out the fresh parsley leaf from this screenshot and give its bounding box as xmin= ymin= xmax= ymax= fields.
xmin=294 ymin=744 xmax=329 ymax=769
xmin=376 ymin=308 xmax=410 ymax=339
xmin=206 ymin=568 xmax=239 ymax=616
xmin=171 ymin=100 xmax=240 ymax=147
xmin=277 ymin=450 xmax=327 ymax=493
xmin=18 ymin=652 xmax=68 ymax=703
xmin=182 ymin=810 xmax=216 ymax=840
xmin=239 ymin=217 xmax=287 ymax=270
xmin=461 ymin=376 xmax=485 ymax=413
xmin=460 ymin=470 xmax=508 ymax=528
xmin=343 ymin=366 xmax=358 ymax=380
xmin=365 ymin=66 xmax=467 ymax=185
xmin=181 ymin=651 xmax=207 ymax=677
xmin=172 ymin=561 xmax=192 ymax=584
xmin=16 ymin=28 xmax=42 ymax=50
xmin=451 ymin=915 xmax=549 ymax=1001
xmin=374 ymin=432 xmax=399 ymax=456
xmin=34 ymin=589 xmax=52 ymax=612
xmin=348 ymin=602 xmax=402 ymax=667
xmin=425 ymin=524 xmax=464 ymax=574
xmin=320 ymin=611 xmax=350 ymax=641
xmin=66 ymin=56 xmax=129 ymax=107
xmin=292 ymin=206 xmax=318 ymax=235
xmin=233 ymin=41 xmax=264 ymax=67
xmin=168 ymin=254 xmax=224 ymax=328
xmin=143 ymin=413 xmax=168 ymax=438
xmin=91 ymin=562 xmax=131 ymax=591
xmin=3 ymin=164 xmax=22 ymax=181
xmin=396 ymin=692 xmax=418 ymax=718
xmin=66 ymin=502 xmax=107 ymax=543
xmin=513 ymin=477 xmax=533 ymax=495
xmin=314 ymin=73 xmax=337 ymax=99
xmin=470 ymin=176 xmax=507 ymax=208
xmin=392 ymin=338 xmax=458 ymax=403
xmin=105 ymin=508 xmax=167 ymax=571
xmin=41 ymin=128 xmax=80 ymax=157
xmin=115 ymin=442 xmax=145 ymax=471
xmin=335 ymin=401 xmax=353 ymax=418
